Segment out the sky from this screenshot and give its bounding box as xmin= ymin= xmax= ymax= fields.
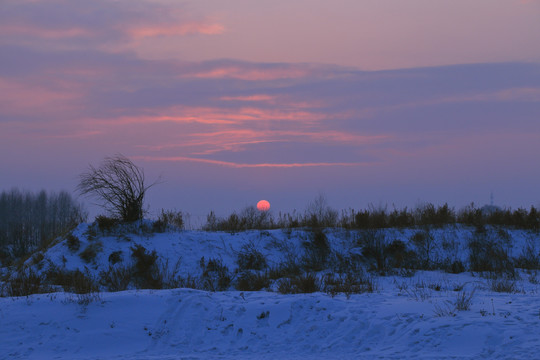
xmin=1 ymin=0 xmax=540 ymax=223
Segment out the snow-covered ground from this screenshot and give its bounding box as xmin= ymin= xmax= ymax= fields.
xmin=1 ymin=224 xmax=540 ymax=359
xmin=2 ymin=274 xmax=540 ymax=359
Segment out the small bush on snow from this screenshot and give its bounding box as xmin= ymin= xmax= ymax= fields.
xmin=301 ymin=229 xmax=330 ymax=271
xmin=445 ymin=260 xmax=466 ymax=274
xmin=30 ymin=252 xmax=44 ymax=266
xmin=468 ymin=229 xmax=514 ymax=275
xmin=131 ymin=244 xmax=161 ymax=289
xmin=434 ymin=289 xmax=474 ymax=317
xmin=108 ymin=250 xmax=123 ymax=265
xmin=100 ymin=265 xmax=133 ymax=292
xmin=235 ymin=271 xmax=271 ymax=291
xmin=359 ymin=230 xmax=388 ymax=273
xmin=278 ymin=273 xmax=319 ymax=294
xmin=46 ymin=267 xmax=99 ymax=294
xmin=384 ymin=239 xmax=418 ymax=270
xmin=411 ymin=230 xmax=436 ymax=270
xmin=66 ymin=234 xmax=80 ymax=252
xmin=2 ymin=269 xmax=52 ymax=297
xmin=514 ymin=238 xmax=540 ymax=270
xmin=490 ymin=278 xmax=519 ymax=293
xmin=95 ymin=215 xmax=119 ymax=233
xmin=322 ymin=272 xmax=376 ymax=298
xmin=152 ymin=209 xmax=184 ymax=233
xmin=79 ymin=241 xmax=103 ymax=263
xmin=455 ymin=289 xmax=475 ymax=311
xmin=236 ymin=243 xmax=267 ymax=271
xmin=268 ymin=260 xmax=302 ymax=280
xmin=200 ymin=257 xmax=231 ymax=291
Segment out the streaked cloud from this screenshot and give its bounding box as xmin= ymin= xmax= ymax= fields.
xmin=0 ymin=77 xmax=81 ymax=116
xmin=0 ymin=0 xmax=225 ymax=52
xmin=126 ymin=22 xmax=225 ymax=39
xmin=219 ymin=95 xmax=276 ymax=102
xmin=133 ymin=155 xmax=371 ymax=169
xmin=185 ymin=65 xmax=313 ymax=81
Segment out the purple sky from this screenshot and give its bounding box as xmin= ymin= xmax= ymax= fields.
xmin=1 ymin=0 xmax=540 ymax=221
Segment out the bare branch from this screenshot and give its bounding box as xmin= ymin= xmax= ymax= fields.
xmin=77 ymin=155 xmax=157 ymax=222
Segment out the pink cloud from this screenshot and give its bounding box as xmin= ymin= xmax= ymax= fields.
xmin=185 ymin=66 xmax=312 ymax=81
xmin=133 ymin=155 xmax=371 ymax=168
xmin=218 ymin=94 xmax=325 ymax=109
xmin=126 ymin=22 xmax=225 ymax=38
xmin=219 ymin=94 xmax=276 ymax=102
xmin=96 ymin=105 xmax=328 ymax=127
xmin=0 ymin=24 xmax=93 ymax=39
xmin=0 ymin=78 xmax=81 ymax=115
xmin=135 ymin=128 xmax=391 ymax=158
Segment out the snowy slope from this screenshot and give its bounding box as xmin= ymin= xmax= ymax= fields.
xmin=2 ymin=223 xmax=540 ymax=359
xmin=31 ymin=223 xmax=535 ymax=280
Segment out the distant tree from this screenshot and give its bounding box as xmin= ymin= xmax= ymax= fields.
xmin=77 ymin=155 xmax=157 ymax=222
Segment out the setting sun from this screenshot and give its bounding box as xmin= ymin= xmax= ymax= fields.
xmin=256 ymin=200 xmax=270 ymax=211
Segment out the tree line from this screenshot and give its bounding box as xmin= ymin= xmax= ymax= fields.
xmin=0 ymin=188 xmax=86 ymax=258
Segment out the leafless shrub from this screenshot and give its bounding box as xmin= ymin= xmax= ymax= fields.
xmin=46 ymin=267 xmax=99 ymax=294
xmin=433 ymin=301 xmax=457 ymax=317
xmin=268 ymin=260 xmax=302 ymax=280
xmin=468 ymin=229 xmax=514 ymax=275
xmin=155 ymin=258 xmax=183 ymax=289
xmin=405 ymin=280 xmax=432 ymax=301
xmin=235 ymin=271 xmax=271 ymax=291
xmin=100 ymin=265 xmax=133 ymax=292
xmin=66 ymin=234 xmax=80 ymax=252
xmin=302 ymin=229 xmax=330 ymax=271
xmin=79 ymin=241 xmax=103 ymax=263
xmin=322 ymin=272 xmax=376 ymax=298
xmin=528 ymin=271 xmax=539 ymax=284
xmin=77 ymin=155 xmax=158 ymax=222
xmin=108 ymin=250 xmax=123 ymax=265
xmin=433 ymin=289 xmax=474 ymax=316
xmin=490 ymin=278 xmax=519 ymax=293
xmin=411 ymin=229 xmax=436 ymax=270
xmin=152 ymin=209 xmax=184 ymax=232
xmin=237 ymin=242 xmax=267 ymax=271
xmin=515 ymin=238 xmax=540 ymax=270
xmin=278 ymin=273 xmax=320 ymax=294
xmin=177 ymin=274 xmax=199 ymax=289
xmin=200 ymin=257 xmax=231 ymax=291
xmin=455 ymin=289 xmax=475 ymax=311
xmin=2 ymin=269 xmax=53 ymax=297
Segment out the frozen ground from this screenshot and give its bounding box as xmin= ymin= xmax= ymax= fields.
xmin=1 ymin=224 xmax=540 ymax=359
xmin=2 ymin=274 xmax=540 ymax=360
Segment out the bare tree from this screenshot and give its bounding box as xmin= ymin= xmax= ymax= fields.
xmin=77 ymin=155 xmax=156 ymax=222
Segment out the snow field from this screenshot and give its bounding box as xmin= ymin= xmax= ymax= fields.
xmin=2 ymin=223 xmax=540 ymax=359
xmin=2 ymin=272 xmax=540 ymax=359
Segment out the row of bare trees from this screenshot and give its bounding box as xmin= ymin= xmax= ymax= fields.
xmin=0 ymin=189 xmax=86 ymax=257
